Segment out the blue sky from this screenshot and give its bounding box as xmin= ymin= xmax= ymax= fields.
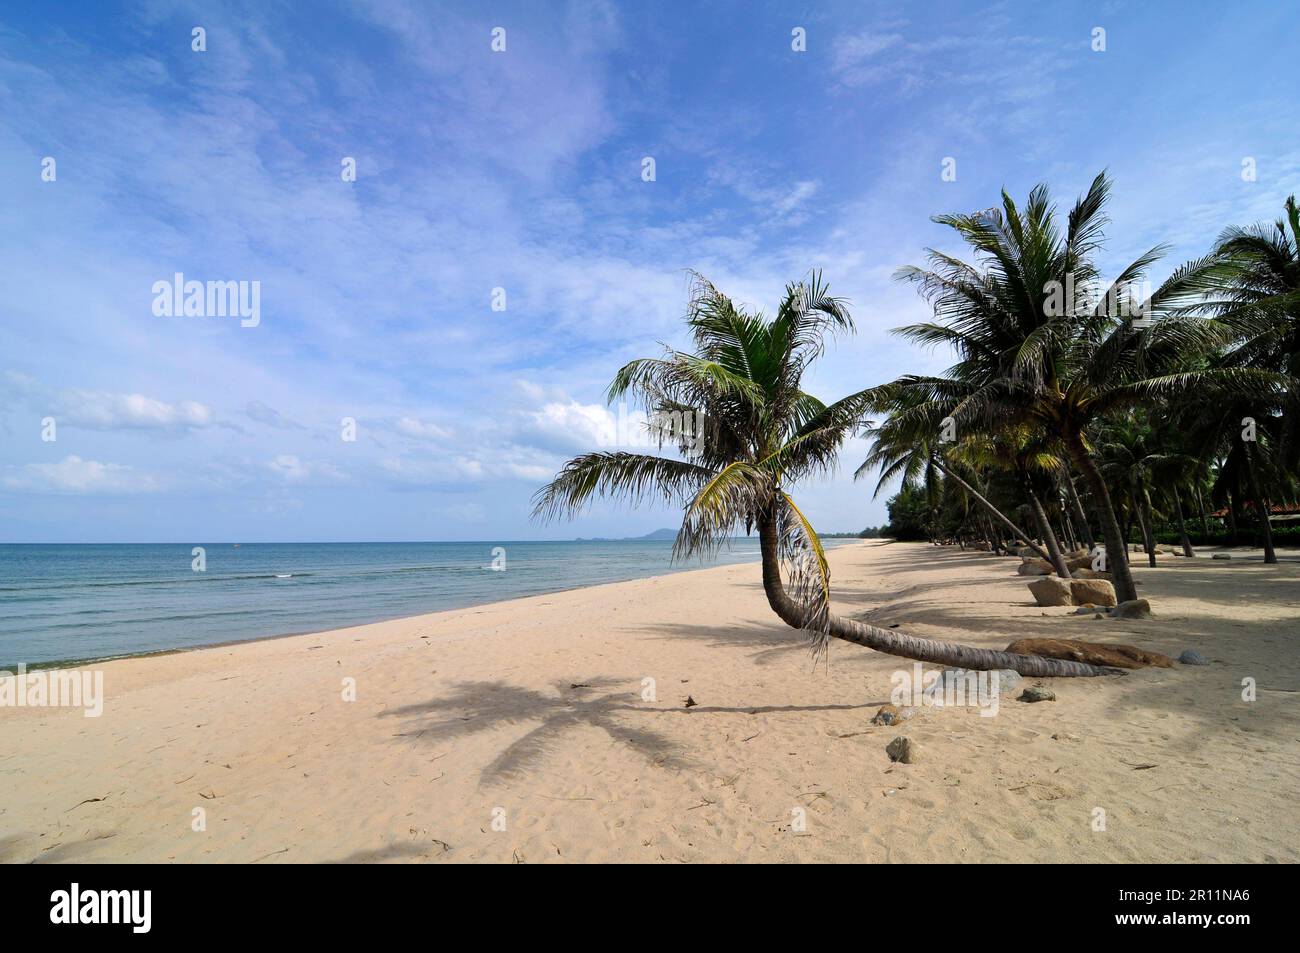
xmin=2 ymin=0 xmax=1298 ymax=542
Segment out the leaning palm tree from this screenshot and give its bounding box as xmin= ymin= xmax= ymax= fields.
xmin=534 ymin=272 xmax=1117 ymax=677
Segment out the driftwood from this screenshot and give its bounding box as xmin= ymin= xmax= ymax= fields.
xmin=1005 ymin=638 xmax=1174 ymax=669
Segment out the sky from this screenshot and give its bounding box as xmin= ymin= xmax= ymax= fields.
xmin=1 ymin=0 xmax=1298 ymax=543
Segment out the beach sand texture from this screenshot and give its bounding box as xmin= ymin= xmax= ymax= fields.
xmin=2 ymin=540 xmax=1297 ymax=863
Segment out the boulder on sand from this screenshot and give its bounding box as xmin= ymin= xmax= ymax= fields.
xmin=1027 ymin=576 xmax=1073 ymax=606
xmin=1069 ymin=578 xmax=1117 ymax=607
xmin=1070 ymin=568 xmax=1112 ymax=580
xmin=1006 ymin=637 xmax=1174 ymax=669
xmin=1065 ymin=554 xmax=1095 ymax=572
xmin=1017 ymin=557 xmax=1054 ymax=576
xmin=1111 ymin=598 xmax=1152 ymax=619
xmin=1016 ymin=546 xmax=1040 ymax=558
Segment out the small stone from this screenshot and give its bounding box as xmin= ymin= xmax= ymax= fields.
xmin=1212 ymin=553 xmax=1232 ymax=560
xmin=684 ymin=695 xmax=697 ymax=708
xmin=873 ymin=704 xmax=901 ymax=726
xmin=1051 ymin=732 xmax=1081 ymax=742
xmin=886 ymin=736 xmax=917 ymax=764
xmin=1178 ymin=649 xmax=1209 ymax=665
xmin=1019 ymin=686 xmax=1056 ymax=703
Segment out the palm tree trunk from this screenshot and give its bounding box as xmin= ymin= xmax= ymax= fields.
xmin=1025 ymin=481 xmax=1071 ymax=578
xmin=756 ymin=514 xmax=1119 ymax=677
xmin=1173 ymin=486 xmax=1195 ymax=558
xmin=1064 ymin=430 xmax=1137 ymax=603
xmin=1196 ymin=484 xmax=1210 ymax=539
xmin=929 ymin=457 xmax=1050 ymax=561
xmin=1241 ymin=443 xmax=1278 ymax=564
xmin=1139 ymin=482 xmax=1157 ymax=568
xmin=1066 ymin=475 xmax=1095 ymax=549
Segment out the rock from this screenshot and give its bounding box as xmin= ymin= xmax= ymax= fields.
xmin=1019 ymin=686 xmax=1056 ymax=703
xmin=1051 ymin=732 xmax=1081 ymax=742
xmin=1178 ymin=649 xmax=1209 ymax=665
xmin=1212 ymin=553 xmax=1232 ymax=560
xmin=1111 ymin=598 xmax=1152 ymax=619
xmin=1027 ymin=576 xmax=1073 ymax=606
xmin=1065 ymin=554 xmax=1095 ymax=572
xmin=1015 ymin=546 xmax=1039 ymax=558
xmin=1071 ymin=567 xmax=1112 ymax=580
xmin=1017 ymin=558 xmax=1053 ymax=576
xmin=873 ymin=704 xmax=901 ymax=725
xmin=886 ymin=736 xmax=917 ymax=763
xmin=1006 ymin=637 xmax=1174 ymax=669
xmin=1070 ymin=578 xmax=1117 ymax=607
xmin=684 ymin=695 xmax=697 ymax=708
xmin=994 ymin=669 xmax=1023 ymax=694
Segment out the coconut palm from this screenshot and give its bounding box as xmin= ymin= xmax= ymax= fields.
xmin=887 ymin=172 xmax=1277 ymax=602
xmin=533 ymin=272 xmax=1117 ymax=676
xmin=855 ymin=383 xmax=1054 ymax=564
xmin=1208 ymin=196 xmax=1300 ymax=468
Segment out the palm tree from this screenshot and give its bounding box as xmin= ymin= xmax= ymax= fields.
xmin=533 ymin=272 xmax=1117 ymax=676
xmin=1208 ymin=196 xmax=1300 ymax=469
xmin=888 ymin=172 xmax=1274 ymax=602
xmin=855 ymin=386 xmax=1055 ymax=564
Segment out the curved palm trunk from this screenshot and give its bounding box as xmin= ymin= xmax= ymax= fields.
xmin=1228 ymin=490 xmax=1242 ymax=545
xmin=1135 ymin=478 xmax=1156 ymax=568
xmin=1240 ymin=443 xmax=1277 ymax=564
xmin=1173 ymin=487 xmax=1195 ymax=558
xmin=1066 ymin=475 xmax=1095 ymax=550
xmin=1064 ymin=430 xmax=1137 ymax=603
xmin=930 ymin=457 xmax=1050 ymax=561
xmin=1025 ymin=482 xmax=1071 ymax=578
xmin=757 ymin=516 xmax=1119 ymax=677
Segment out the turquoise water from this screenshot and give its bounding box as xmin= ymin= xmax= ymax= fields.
xmin=0 ymin=539 xmax=856 ymax=667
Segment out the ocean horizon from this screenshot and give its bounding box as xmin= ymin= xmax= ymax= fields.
xmin=0 ymin=538 xmax=858 ymax=668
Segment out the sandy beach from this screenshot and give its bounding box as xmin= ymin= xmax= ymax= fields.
xmin=2 ymin=540 xmax=1297 ymax=864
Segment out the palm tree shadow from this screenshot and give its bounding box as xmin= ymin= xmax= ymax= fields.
xmin=381 ymin=678 xmax=686 ymax=787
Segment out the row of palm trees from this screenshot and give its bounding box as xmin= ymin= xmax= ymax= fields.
xmin=533 ymin=173 xmax=1298 ymax=678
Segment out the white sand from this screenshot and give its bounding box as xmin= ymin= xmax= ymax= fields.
xmin=2 ymin=540 xmax=1297 ymax=863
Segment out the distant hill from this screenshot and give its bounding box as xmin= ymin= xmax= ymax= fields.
xmin=575 ymin=528 xmax=679 ymax=542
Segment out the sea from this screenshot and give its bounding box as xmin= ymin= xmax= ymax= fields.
xmin=0 ymin=538 xmax=858 ymax=667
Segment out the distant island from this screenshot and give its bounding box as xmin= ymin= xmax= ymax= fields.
xmin=574 ymin=528 xmax=680 ymax=541
xmin=576 ymin=528 xmax=884 ymax=541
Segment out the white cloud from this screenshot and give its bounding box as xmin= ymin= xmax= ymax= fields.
xmin=4 ymin=375 xmax=216 ymax=432
xmin=395 ymin=416 xmax=453 ymax=441
xmin=1 ymin=455 xmax=162 ymax=494
xmin=268 ymin=454 xmax=346 ymax=484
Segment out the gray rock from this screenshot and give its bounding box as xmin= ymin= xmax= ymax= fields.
xmin=994 ymin=669 xmax=1023 ymax=694
xmin=1111 ymin=598 xmax=1153 ymax=619
xmin=886 ymin=736 xmax=917 ymax=764
xmin=1178 ymin=649 xmax=1209 ymax=665
xmin=1212 ymin=553 xmax=1232 ymax=560
xmin=1019 ymin=686 xmax=1056 ymax=703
